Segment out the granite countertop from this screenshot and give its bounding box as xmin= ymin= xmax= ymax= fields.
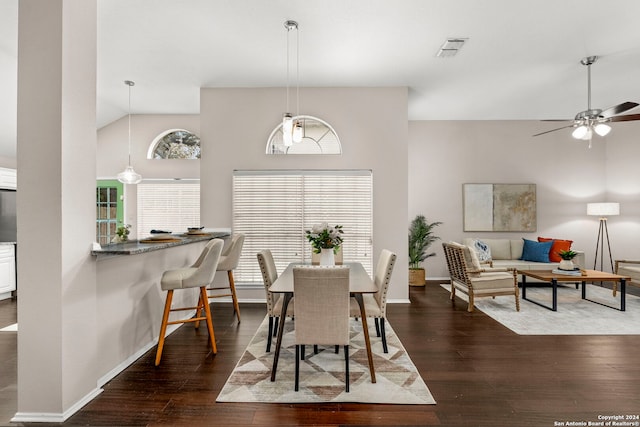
xmin=91 ymin=231 xmax=230 ymax=256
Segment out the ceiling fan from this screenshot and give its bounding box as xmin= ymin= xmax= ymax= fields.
xmin=533 ymin=56 xmax=640 ymax=146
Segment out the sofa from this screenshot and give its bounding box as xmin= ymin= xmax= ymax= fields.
xmin=462 ymin=238 xmax=585 ymax=282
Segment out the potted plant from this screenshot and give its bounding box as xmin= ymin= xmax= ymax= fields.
xmin=558 ymin=249 xmax=578 ymax=271
xmin=408 ymin=215 xmax=442 ymax=286
xmin=305 ymin=222 xmax=344 ymax=265
xmin=113 ymin=223 xmax=131 ymax=243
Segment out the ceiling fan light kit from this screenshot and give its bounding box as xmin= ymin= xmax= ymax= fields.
xmin=534 ymin=55 xmax=640 ymax=145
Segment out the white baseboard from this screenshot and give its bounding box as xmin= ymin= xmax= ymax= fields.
xmin=11 ymin=387 xmax=103 ymax=423
xmin=12 ymin=312 xmax=192 ymax=423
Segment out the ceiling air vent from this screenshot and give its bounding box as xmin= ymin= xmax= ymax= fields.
xmin=436 ymin=38 xmax=468 ymax=58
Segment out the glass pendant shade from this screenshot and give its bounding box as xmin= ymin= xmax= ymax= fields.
xmin=283 ymin=113 xmax=293 ymax=133
xmin=282 ymin=113 xmax=294 ymax=146
xmin=292 ymin=120 xmax=303 ymax=143
xmin=594 ymin=123 xmax=611 ymax=136
xmin=572 ymin=125 xmax=588 ymax=139
xmin=117 ymin=166 xmax=142 ymax=184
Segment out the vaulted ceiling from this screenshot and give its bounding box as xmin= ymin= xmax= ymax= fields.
xmin=2 ymin=0 xmax=640 ymax=158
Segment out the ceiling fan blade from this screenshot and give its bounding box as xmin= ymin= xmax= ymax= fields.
xmin=609 ymin=113 xmax=640 ymax=122
xmin=599 ymin=102 xmax=639 ymax=118
xmin=532 ymin=125 xmax=575 ymax=137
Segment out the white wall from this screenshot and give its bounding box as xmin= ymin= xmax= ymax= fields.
xmin=0 ymin=156 xmax=16 ymax=169
xmin=199 ymin=87 xmax=409 ymax=302
xmin=409 ymin=119 xmax=640 ymax=278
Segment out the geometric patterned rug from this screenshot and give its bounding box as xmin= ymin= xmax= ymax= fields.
xmin=442 ymin=283 xmax=640 ymax=335
xmin=216 ymin=316 xmax=436 ymax=404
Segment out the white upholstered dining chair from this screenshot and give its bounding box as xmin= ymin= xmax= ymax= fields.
xmin=155 ymin=238 xmax=224 ymax=366
xmin=256 ymin=249 xmax=294 ymax=352
xmin=293 ymin=265 xmax=351 ymax=392
xmin=350 ymin=249 xmax=397 ymax=353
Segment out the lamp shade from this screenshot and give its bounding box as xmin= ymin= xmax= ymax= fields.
xmin=572 ymin=125 xmax=588 ymax=140
xmin=587 ymin=202 xmax=619 ymax=216
xmin=117 ymin=166 xmax=142 ymax=185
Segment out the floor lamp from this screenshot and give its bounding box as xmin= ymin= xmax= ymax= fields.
xmin=587 ymin=202 xmax=619 ymax=272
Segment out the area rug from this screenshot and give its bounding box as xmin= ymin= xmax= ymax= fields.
xmin=216 ymin=316 xmax=435 ymax=404
xmin=442 ymin=283 xmax=640 ymax=335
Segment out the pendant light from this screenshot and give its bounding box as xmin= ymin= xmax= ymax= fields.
xmin=117 ymin=80 xmax=142 ymax=185
xmin=282 ymin=20 xmax=301 ymax=146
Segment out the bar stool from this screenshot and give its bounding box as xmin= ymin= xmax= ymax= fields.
xmin=207 ymin=234 xmax=244 ymax=322
xmin=155 ymin=238 xmax=224 ymax=366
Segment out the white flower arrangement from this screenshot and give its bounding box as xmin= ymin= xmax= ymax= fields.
xmin=305 ymin=222 xmax=344 ymax=253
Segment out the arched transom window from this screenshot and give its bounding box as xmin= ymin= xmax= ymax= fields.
xmin=148 ymin=129 xmax=201 ymax=159
xmin=266 ymin=115 xmax=342 ymax=155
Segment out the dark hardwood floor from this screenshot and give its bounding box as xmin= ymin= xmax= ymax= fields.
xmin=2 ymin=283 xmax=640 ymax=426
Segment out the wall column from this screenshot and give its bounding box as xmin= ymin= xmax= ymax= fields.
xmin=15 ymin=0 xmax=99 ymax=421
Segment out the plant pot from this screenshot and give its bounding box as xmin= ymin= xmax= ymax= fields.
xmin=559 ymin=260 xmax=575 ymax=271
xmin=409 ymin=268 xmax=426 ymax=286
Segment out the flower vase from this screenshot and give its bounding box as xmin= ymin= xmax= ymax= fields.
xmin=320 ymin=248 xmax=335 ymax=266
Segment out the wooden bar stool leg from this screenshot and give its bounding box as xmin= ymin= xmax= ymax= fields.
xmin=200 ymin=287 xmax=217 ymax=355
xmin=155 ymin=290 xmax=174 ymax=366
xmin=194 ymin=294 xmax=204 ymax=330
xmin=228 ymin=270 xmax=241 ymax=322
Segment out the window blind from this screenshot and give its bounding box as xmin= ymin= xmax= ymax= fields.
xmin=233 ymin=170 xmax=373 ymax=285
xmin=137 ymin=180 xmax=200 ymax=239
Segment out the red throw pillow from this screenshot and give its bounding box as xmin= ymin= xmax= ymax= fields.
xmin=538 ymin=237 xmax=573 ymax=263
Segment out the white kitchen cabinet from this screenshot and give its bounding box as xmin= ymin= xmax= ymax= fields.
xmin=0 ymin=167 xmax=16 ymax=190
xmin=0 ymin=244 xmax=16 ymax=300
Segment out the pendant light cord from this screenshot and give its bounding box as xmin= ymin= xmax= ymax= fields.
xmin=286 ymin=28 xmax=290 ymax=113
xmin=124 ymin=80 xmax=135 ymax=167
xmin=128 ymin=83 xmax=132 ymax=167
xmin=295 ymin=25 xmax=299 ymax=117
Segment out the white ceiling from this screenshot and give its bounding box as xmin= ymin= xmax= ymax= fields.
xmin=2 ymin=0 xmax=640 ymax=158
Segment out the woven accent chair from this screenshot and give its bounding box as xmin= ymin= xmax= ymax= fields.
xmin=206 ymin=234 xmax=244 ymax=322
xmin=442 ymin=242 xmax=520 ymax=313
xmin=155 ymin=238 xmax=224 ymax=366
xmin=349 ymin=249 xmax=397 ymax=353
xmin=256 ymin=249 xmax=294 ymax=352
xmin=293 ymin=266 xmax=351 ymax=392
xmin=614 ymin=259 xmax=640 ymax=296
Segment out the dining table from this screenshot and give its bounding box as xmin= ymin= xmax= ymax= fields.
xmin=268 ymin=262 xmax=379 ymax=383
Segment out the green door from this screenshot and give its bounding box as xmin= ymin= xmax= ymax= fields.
xmin=96 ymin=180 xmax=124 ymax=245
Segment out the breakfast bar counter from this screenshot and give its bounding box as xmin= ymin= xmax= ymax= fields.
xmin=91 ymin=231 xmax=230 ymax=256
xmin=91 ymin=229 xmax=231 ymax=390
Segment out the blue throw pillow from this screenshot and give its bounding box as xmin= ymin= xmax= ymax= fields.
xmin=520 ymin=238 xmax=552 ymax=263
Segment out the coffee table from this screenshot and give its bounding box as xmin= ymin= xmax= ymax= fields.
xmin=517 ymin=269 xmax=630 ymax=312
